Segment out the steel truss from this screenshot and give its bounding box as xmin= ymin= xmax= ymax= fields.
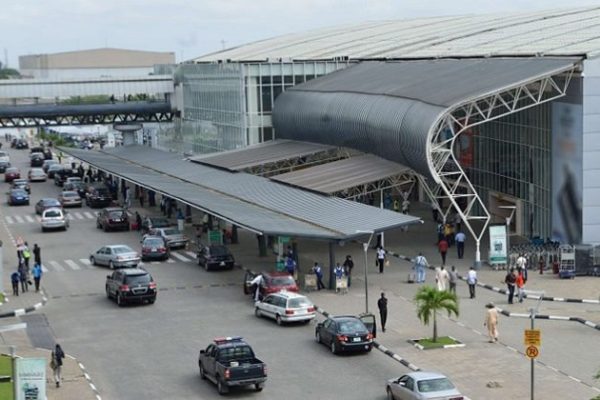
xmin=243 ymin=148 xmax=352 ymax=177
xmin=339 ymin=172 xmax=417 ymax=201
xmin=0 ymin=112 xmax=173 ymax=127
xmin=426 ymin=65 xmax=577 ymax=262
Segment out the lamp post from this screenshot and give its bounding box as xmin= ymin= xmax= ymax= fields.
xmin=356 ymin=230 xmax=375 ymax=313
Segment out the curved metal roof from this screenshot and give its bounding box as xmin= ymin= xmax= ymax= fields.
xmin=272 ymin=57 xmax=580 ymax=178
xmin=193 ymin=7 xmax=600 ymax=62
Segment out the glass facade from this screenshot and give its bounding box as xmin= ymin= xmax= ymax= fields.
xmin=464 ymin=102 xmax=553 ymax=238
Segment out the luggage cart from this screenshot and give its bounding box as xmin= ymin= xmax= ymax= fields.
xmin=335 ymin=277 xmax=348 ymax=294
xmin=558 ymin=245 xmax=575 ymax=279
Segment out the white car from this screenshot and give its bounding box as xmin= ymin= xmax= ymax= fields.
xmin=28 ymin=168 xmax=47 ymax=182
xmin=0 ymin=151 xmax=10 ymax=163
xmin=90 ymin=245 xmax=140 ymax=269
xmin=254 ymin=291 xmax=316 ymax=325
xmin=41 ymin=208 xmax=69 ymax=232
xmin=386 ymin=372 xmax=464 ymax=400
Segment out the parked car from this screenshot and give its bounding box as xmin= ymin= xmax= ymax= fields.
xmin=35 ymin=198 xmax=62 ymax=215
xmin=0 ymin=151 xmax=9 ymax=163
xmin=63 ymin=181 xmax=86 ymax=197
xmin=0 ymin=160 xmax=11 ymax=173
xmin=58 ymin=190 xmax=82 ymax=208
xmin=42 ymin=159 xmax=58 ymax=173
xmin=65 ymin=176 xmax=82 ymax=186
xmin=41 ymin=208 xmax=69 ymax=232
xmin=254 ymin=291 xmax=316 ymax=325
xmin=46 ymin=164 xmax=64 ymax=179
xmin=7 ymin=188 xmax=30 ymax=206
xmin=90 ymin=245 xmax=140 ymax=269
xmin=386 ymin=372 xmax=464 ymax=400
xmin=4 ymin=167 xmax=20 ymax=182
xmin=315 ymin=315 xmax=374 ymax=354
xmin=54 ymin=168 xmax=74 ymax=186
xmin=15 ymin=139 xmax=28 ymax=149
xmin=96 ymin=207 xmax=130 ymax=231
xmin=243 ymin=271 xmax=299 ymax=299
xmin=30 ymin=146 xmax=44 ymax=154
xmin=105 ymin=268 xmax=156 ymax=306
xmin=198 ymin=337 xmax=267 ymax=395
xmin=30 ymin=152 xmax=45 ymax=167
xmin=140 ymin=236 xmax=170 ymax=261
xmin=85 ymin=185 xmax=112 ymax=208
xmin=196 ymin=244 xmax=235 ymax=271
xmin=11 ymin=179 xmax=30 ymax=194
xmin=150 ymin=227 xmax=189 ymax=249
xmin=141 ymin=216 xmax=171 ymax=234
xmin=28 ymin=168 xmax=47 ymax=182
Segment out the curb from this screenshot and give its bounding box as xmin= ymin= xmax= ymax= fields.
xmin=0 ymin=291 xmax=48 ymax=318
xmin=71 ymin=354 xmax=102 ymax=400
xmin=409 ymin=336 xmax=465 ymax=350
xmin=496 ymin=307 xmax=600 ymax=331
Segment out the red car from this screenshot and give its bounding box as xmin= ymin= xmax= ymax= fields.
xmin=245 ymin=271 xmax=299 ymax=298
xmin=4 ymin=167 xmax=20 ymax=182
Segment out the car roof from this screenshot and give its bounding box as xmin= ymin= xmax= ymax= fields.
xmin=106 ymin=244 xmax=134 ymax=250
xmin=10 ymin=188 xmax=27 ymax=193
xmin=330 ymin=315 xmax=362 ymax=322
xmin=120 ymin=268 xmax=150 ymax=276
xmin=30 ymin=168 xmax=44 ymax=172
xmin=268 ymin=291 xmax=306 ymax=299
xmin=41 ymin=198 xmax=60 ymax=202
xmin=42 ymin=207 xmax=63 ymax=214
xmin=262 ymin=271 xmax=294 ymax=278
xmin=61 ymin=191 xmax=79 ymax=196
xmin=402 ymin=371 xmax=449 ymax=381
xmin=143 ymin=235 xmax=164 ymax=242
xmin=103 ymin=207 xmax=125 ymax=212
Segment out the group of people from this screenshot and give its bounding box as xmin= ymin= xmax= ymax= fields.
xmin=504 ymin=265 xmax=528 ymax=304
xmin=311 ymin=255 xmax=355 ymax=291
xmin=10 ymin=241 xmax=43 ymax=296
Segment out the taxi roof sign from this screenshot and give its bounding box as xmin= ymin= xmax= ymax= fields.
xmin=213 ymin=336 xmax=243 ymax=345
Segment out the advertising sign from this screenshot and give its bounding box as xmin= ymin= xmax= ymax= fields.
xmin=15 ymin=358 xmax=46 ymax=400
xmin=489 ymin=224 xmax=507 ymax=264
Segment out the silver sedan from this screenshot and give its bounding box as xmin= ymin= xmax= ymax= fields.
xmin=151 ymin=227 xmax=189 ymax=249
xmin=386 ymin=372 xmax=463 ymax=400
xmin=90 ymin=245 xmax=140 ymax=269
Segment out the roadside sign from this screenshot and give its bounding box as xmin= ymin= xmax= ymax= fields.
xmin=208 ymin=230 xmax=223 ymax=245
xmin=524 ymin=329 xmax=541 ymax=346
xmin=525 ymin=344 xmax=539 ymax=359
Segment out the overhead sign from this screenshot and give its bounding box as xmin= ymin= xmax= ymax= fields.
xmin=489 ymin=224 xmax=507 ymax=264
xmin=15 ymin=357 xmax=46 ymax=400
xmin=525 ymin=345 xmax=539 ymax=359
xmin=524 ymin=329 xmax=541 ymax=346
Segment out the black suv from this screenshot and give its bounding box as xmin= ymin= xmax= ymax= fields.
xmin=196 ymin=244 xmax=235 ymax=271
xmin=30 ymin=152 xmax=45 ymax=167
xmin=85 ymin=185 xmax=112 ymax=208
xmin=105 ymin=268 xmax=156 ymax=306
xmin=54 ymin=168 xmax=74 ymax=186
xmin=96 ymin=207 xmax=130 ymax=231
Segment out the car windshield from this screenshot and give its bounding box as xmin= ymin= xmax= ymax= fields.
xmin=210 ymin=246 xmax=230 ymax=256
xmin=150 ymin=218 xmax=170 ymax=227
xmin=108 ymin=211 xmax=126 ymax=218
xmin=144 ymin=238 xmax=164 ymax=247
xmin=44 ymin=210 xmax=62 ymax=218
xmin=113 ymin=246 xmax=133 ymax=254
xmin=11 ymin=190 xmax=26 ymax=196
xmin=337 ymin=319 xmax=366 ymax=334
xmin=63 ymin=192 xmax=78 ymax=198
xmin=417 ymin=378 xmax=455 ymax=393
xmin=163 ymin=228 xmax=180 ymax=235
xmin=288 ymin=297 xmax=312 ymax=308
xmin=268 ymin=276 xmax=295 ymax=286
xmin=49 ymin=165 xmax=62 ymax=171
xmin=95 ymin=188 xmax=110 ymax=195
xmin=44 ymin=199 xmax=60 ymax=206
xmin=125 ymin=274 xmax=151 ymax=285
xmin=217 ymin=345 xmax=254 ymax=362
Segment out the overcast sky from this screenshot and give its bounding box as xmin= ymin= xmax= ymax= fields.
xmin=1 ymin=0 xmax=599 ymax=67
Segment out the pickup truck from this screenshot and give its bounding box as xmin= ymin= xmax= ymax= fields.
xmin=198 ymin=336 xmax=267 ymax=395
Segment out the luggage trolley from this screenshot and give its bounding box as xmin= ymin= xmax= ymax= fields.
xmin=558 ymin=245 xmax=576 ymax=279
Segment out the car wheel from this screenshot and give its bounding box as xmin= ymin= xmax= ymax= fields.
xmin=255 ymin=307 xmax=261 ymax=318
xmin=255 ymin=382 xmax=263 ymax=392
xmin=148 ymin=298 xmax=155 ymax=304
xmin=103 ymin=225 xmax=108 ymax=232
xmin=330 ymin=341 xmax=337 ymax=354
xmin=276 ymin=314 xmax=283 ymax=326
xmin=217 ymin=377 xmax=228 ymax=395
xmin=315 ymin=331 xmax=321 ymax=343
xmin=109 ymin=261 xmax=115 ymax=270
xmin=199 ymin=362 xmax=206 ymax=380
xmin=116 ymin=293 xmax=124 ymax=307
xmin=386 ymin=387 xmax=395 ymax=400
xmin=90 ymin=256 xmax=96 ymax=266
xmin=41 ymin=227 xmax=46 ymax=233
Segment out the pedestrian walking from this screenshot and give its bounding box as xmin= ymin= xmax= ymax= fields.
xmin=33 ymin=243 xmax=41 ymax=266
xmin=51 ymin=344 xmax=65 ymax=387
xmin=431 ymin=200 xmax=439 ymax=222
xmin=484 ymin=303 xmax=499 ymax=343
xmin=516 ymin=268 xmax=525 ymax=303
xmin=414 ymin=252 xmax=428 ymax=283
xmin=313 ymin=262 xmax=325 ymax=290
xmin=334 ymin=262 xmax=345 ymax=293
xmin=18 ymin=263 xmax=29 ymax=293
xmin=455 ymin=230 xmax=466 ymax=259
xmin=139 ymin=188 xmax=145 ymax=207
xmin=160 ymin=196 xmax=166 ymax=215
xmin=438 ymin=238 xmax=449 ymax=265
xmin=401 ymin=198 xmax=410 ymax=214
xmin=286 ymin=256 xmax=297 ymax=278
xmin=436 ymin=265 xmax=449 ymax=291
xmin=377 ymin=293 xmax=388 ymax=332
xmin=467 ymin=266 xmax=477 ymax=299
xmin=32 ymin=262 xmax=43 ymax=292
xmin=11 ymin=270 xmax=20 ymax=296
xmin=124 ymin=186 xmax=131 ymax=209
xmin=448 ymin=266 xmax=458 ymax=294
xmin=148 ymin=190 xmax=156 ymax=207
xmin=376 ymin=246 xmax=386 ymax=273
xmin=343 ymin=255 xmax=354 ymax=287
xmin=504 ymin=268 xmax=516 ymax=304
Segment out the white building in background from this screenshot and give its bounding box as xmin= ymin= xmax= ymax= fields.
xmin=169 ymin=6 xmax=600 ymax=244
xmin=19 ymin=48 xmax=175 ymax=79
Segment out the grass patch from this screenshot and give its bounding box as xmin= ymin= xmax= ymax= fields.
xmin=0 ymin=292 xmax=4 ymax=303
xmin=0 ymin=354 xmax=13 ymax=399
xmin=411 ymin=336 xmax=464 ymax=350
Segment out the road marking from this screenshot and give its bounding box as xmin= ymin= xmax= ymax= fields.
xmin=74 ymin=212 xmax=85 ymax=220
xmin=5 ymin=216 xmax=14 ymax=224
xmin=185 ymin=251 xmax=196 ymax=258
xmin=14 ymin=215 xmax=24 ymax=223
xmin=24 ymin=215 xmax=35 ymax=223
xmin=65 ymin=259 xmax=81 ymax=270
xmin=41 ymin=264 xmax=48 ymax=273
xmin=166 ymin=258 xmax=176 ymax=264
xmin=83 ymin=212 xmax=95 ymax=219
xmin=79 ymin=258 xmax=92 ymax=266
xmin=66 ymin=214 xmax=74 ymax=220
xmin=49 ymin=261 xmax=65 ymax=272
xmin=170 ymin=252 xmax=190 ymax=262
xmin=35 ymin=216 xmax=42 ymax=222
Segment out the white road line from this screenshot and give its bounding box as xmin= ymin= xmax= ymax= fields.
xmin=185 ymin=251 xmax=197 ymax=258
xmin=170 ymin=252 xmax=190 ymax=262
xmin=35 ymin=216 xmax=42 ymax=222
xmin=65 ymin=259 xmax=81 ymax=270
xmin=14 ymin=215 xmax=24 ymax=223
xmin=66 ymin=214 xmax=74 ymax=220
xmin=79 ymin=258 xmax=92 ymax=266
xmin=41 ymin=264 xmax=49 ymax=273
xmin=5 ymin=216 xmax=14 ymax=224
xmin=74 ymin=212 xmax=85 ymax=220
xmin=83 ymin=212 xmax=95 ymax=219
xmin=49 ymin=261 xmax=65 ymax=272
xmin=166 ymin=258 xmax=176 ymax=264
xmin=24 ymin=215 xmax=35 ymax=223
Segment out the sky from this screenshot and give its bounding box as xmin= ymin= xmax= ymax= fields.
xmin=1 ymin=0 xmax=599 ymax=67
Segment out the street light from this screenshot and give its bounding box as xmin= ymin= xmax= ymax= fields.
xmin=355 ymin=230 xmax=375 ymax=313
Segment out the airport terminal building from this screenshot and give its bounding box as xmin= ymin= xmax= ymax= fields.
xmin=164 ymin=7 xmax=600 ymax=248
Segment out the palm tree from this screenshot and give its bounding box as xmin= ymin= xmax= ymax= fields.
xmin=414 ymin=286 xmax=459 ymax=342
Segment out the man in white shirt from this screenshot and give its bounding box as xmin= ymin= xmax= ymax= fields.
xmin=414 ymin=252 xmax=428 ymax=283
xmin=250 ymin=274 xmax=264 ymax=301
xmin=377 ymin=246 xmax=386 ymax=274
xmin=436 ymin=265 xmax=450 ymax=291
xmin=467 ymin=266 xmax=477 ymax=299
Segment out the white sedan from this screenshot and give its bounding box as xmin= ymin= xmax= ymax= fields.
xmin=254 ymin=291 xmax=316 ymax=325
xmin=386 ymin=372 xmax=464 ymax=400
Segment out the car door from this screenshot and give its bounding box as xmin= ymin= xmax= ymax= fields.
xmin=97 ymin=247 xmax=109 ymax=266
xmin=321 ymin=319 xmax=333 ymax=344
xmin=392 ymin=375 xmax=416 ymax=400
xmin=204 ymin=345 xmax=217 ymax=377
xmin=259 ymin=295 xmax=273 ymax=318
xmin=198 ymin=246 xmax=208 ymax=264
xmin=107 ymin=271 xmax=119 ymax=296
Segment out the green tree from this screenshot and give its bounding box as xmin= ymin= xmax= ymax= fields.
xmin=0 ymin=61 xmax=20 ymax=79
xmin=414 ymin=286 xmax=459 ymax=342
